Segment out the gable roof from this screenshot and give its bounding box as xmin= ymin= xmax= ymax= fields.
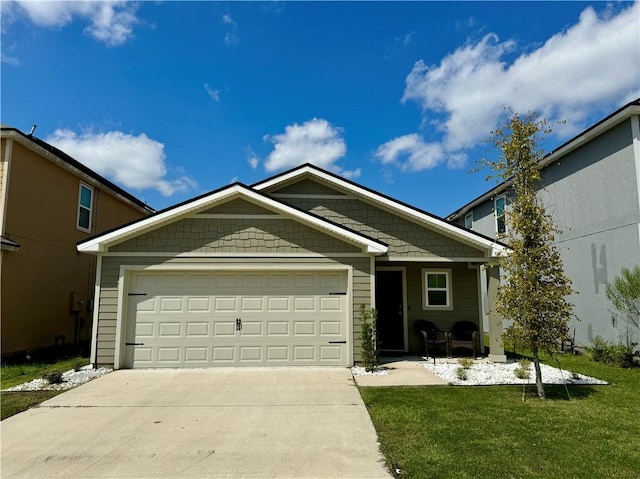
xmin=1 ymin=126 xmax=154 ymax=215
xmin=254 ymin=163 xmax=508 ymax=256
xmin=77 ymin=182 xmax=388 ymax=254
xmin=447 ymin=97 xmax=640 ymax=221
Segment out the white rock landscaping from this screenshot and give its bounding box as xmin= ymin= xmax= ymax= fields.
xmin=423 ymin=359 xmax=608 ymax=386
xmin=3 ymin=365 xmax=112 ymax=392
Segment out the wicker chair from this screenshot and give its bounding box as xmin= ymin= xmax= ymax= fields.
xmin=414 ymin=320 xmax=449 ymax=357
xmin=448 ymin=321 xmax=479 ymax=357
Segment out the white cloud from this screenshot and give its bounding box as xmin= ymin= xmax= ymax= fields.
xmin=11 ymin=1 xmax=140 ymax=46
xmin=376 ymin=134 xmax=446 ymax=171
xmin=204 ymin=83 xmax=220 ymax=102
xmin=46 ymin=129 xmax=197 ymax=197
xmin=221 ymin=13 xmax=238 ymax=45
xmin=264 ymin=118 xmax=359 ymax=178
xmin=386 ymin=3 xmax=640 ymax=171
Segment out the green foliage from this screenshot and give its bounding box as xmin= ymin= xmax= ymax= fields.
xmin=606 ymin=266 xmax=640 ymax=345
xmin=455 ymin=367 xmax=468 ymax=381
xmin=514 ymin=367 xmax=530 ymax=380
xmin=478 ymin=110 xmax=575 ymax=398
xmin=360 ymin=352 xmax=640 ymax=479
xmin=457 ymin=358 xmax=474 ymax=369
xmin=587 ymin=336 xmax=637 ymax=368
xmin=359 ymin=304 xmax=378 ymax=372
xmin=517 ymin=358 xmax=531 ymax=370
xmin=43 ymin=371 xmax=64 ymax=384
xmin=0 ymin=356 xmax=89 ymax=389
xmin=1 ymin=391 xmax=63 ymax=421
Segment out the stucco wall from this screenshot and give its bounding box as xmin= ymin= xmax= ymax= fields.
xmin=1 ymin=140 xmax=148 ymax=355
xmin=457 ymin=118 xmax=640 ymax=346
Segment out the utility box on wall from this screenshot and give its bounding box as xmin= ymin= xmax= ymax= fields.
xmin=70 ymin=291 xmax=85 ymax=312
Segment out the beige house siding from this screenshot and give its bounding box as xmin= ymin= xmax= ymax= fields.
xmin=95 ymin=255 xmax=372 ymax=367
xmin=1 ymin=138 xmax=149 ymax=356
xmin=279 ymin=197 xmax=482 ymax=258
xmin=109 ymin=218 xmax=362 ymax=254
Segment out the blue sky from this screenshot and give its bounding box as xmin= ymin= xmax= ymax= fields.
xmin=2 ymin=1 xmax=639 ymax=216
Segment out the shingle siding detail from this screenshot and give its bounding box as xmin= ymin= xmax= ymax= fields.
xmin=109 ymin=218 xmax=361 ymax=254
xmin=282 ymin=198 xmax=482 ymax=257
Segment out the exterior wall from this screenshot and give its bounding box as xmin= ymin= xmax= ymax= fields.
xmin=109 ymin=218 xmax=361 ymax=254
xmin=94 ymin=255 xmax=372 ymax=367
xmin=382 ymin=261 xmax=481 ymax=353
xmin=1 ymin=140 xmax=148 ymax=356
xmin=458 ymin=118 xmax=640 ymax=347
xmin=279 ymin=197 xmax=483 ymax=258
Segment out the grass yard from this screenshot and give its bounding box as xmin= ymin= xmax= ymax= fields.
xmin=1 ymin=356 xmax=89 ymax=421
xmin=360 ymin=353 xmax=640 ymax=479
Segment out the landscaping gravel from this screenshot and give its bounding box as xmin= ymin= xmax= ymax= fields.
xmin=423 ymin=359 xmax=608 ymax=386
xmin=4 ymin=365 xmax=112 ymax=391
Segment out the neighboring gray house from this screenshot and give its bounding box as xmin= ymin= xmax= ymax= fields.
xmin=448 ymin=98 xmax=640 ymax=348
xmin=78 ymin=164 xmax=508 ymax=369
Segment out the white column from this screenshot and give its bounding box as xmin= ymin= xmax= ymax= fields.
xmin=487 ymin=264 xmax=507 ymax=362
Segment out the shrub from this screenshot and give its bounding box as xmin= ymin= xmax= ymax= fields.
xmin=359 ymin=304 xmax=378 ymax=372
xmin=456 ymin=367 xmax=468 ymax=381
xmin=587 ymin=336 xmax=637 ymax=368
xmin=518 ymin=358 xmax=531 ymax=370
xmin=457 ymin=358 xmax=474 ymax=369
xmin=43 ymin=371 xmax=64 ymax=384
xmin=514 ymin=367 xmax=530 ymax=380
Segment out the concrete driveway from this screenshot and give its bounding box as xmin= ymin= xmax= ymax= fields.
xmin=1 ymin=368 xmax=391 ymax=479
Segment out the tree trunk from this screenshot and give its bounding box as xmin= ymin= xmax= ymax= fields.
xmin=532 ymin=347 xmax=545 ymax=399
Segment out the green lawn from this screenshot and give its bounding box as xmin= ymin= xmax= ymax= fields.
xmin=359 ymin=354 xmax=640 ymax=479
xmin=1 ymin=356 xmax=89 ymax=421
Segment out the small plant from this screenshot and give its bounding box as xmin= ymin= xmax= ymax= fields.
xmin=457 ymin=358 xmax=474 ymax=369
xmin=43 ymin=371 xmax=64 ymax=384
xmin=517 ymin=358 xmax=531 ymax=370
xmin=456 ymin=367 xmax=468 ymax=381
xmin=514 ymin=367 xmax=530 ymax=380
xmin=359 ymin=304 xmax=378 ymax=372
xmin=571 ymin=371 xmax=580 ymax=380
xmin=587 ymin=336 xmax=637 ymax=368
xmin=74 ymin=361 xmax=85 ymax=372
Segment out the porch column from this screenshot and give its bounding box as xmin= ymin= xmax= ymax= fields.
xmin=486 ymin=264 xmax=507 ymax=363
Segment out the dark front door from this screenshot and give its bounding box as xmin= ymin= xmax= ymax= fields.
xmin=375 ymin=270 xmax=404 ymax=351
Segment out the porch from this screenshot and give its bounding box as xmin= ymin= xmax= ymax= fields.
xmin=374 ymin=261 xmax=505 ymax=362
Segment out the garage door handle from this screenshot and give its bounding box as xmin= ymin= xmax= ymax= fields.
xmin=125 ymin=342 xmax=145 ymax=346
xmin=328 ymin=341 xmax=346 ymax=344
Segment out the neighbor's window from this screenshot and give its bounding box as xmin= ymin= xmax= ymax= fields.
xmin=464 ymin=211 xmax=473 ymax=230
xmin=77 ymin=183 xmax=93 ymax=231
xmin=495 ymin=195 xmax=507 ymax=234
xmin=422 ymin=269 xmax=452 ymax=309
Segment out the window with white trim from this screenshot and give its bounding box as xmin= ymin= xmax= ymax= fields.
xmin=422 ymin=269 xmax=452 ymax=309
xmin=77 ymin=183 xmax=93 ymax=231
xmin=464 ymin=211 xmax=473 ymax=230
xmin=494 ymin=195 xmax=507 ymax=235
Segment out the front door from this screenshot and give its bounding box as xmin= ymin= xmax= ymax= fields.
xmin=375 ymin=270 xmax=405 ymax=351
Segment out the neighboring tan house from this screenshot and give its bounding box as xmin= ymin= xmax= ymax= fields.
xmin=1 ymin=126 xmax=154 ymax=358
xmin=447 ymin=98 xmax=640 ymax=349
xmin=78 ymin=164 xmax=508 ymax=369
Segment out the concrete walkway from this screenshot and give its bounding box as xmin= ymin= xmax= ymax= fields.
xmin=1 ymin=368 xmax=391 ymax=479
xmin=353 ymin=357 xmax=448 ymax=386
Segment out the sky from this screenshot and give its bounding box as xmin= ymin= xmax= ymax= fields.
xmin=1 ymin=1 xmax=639 ymax=217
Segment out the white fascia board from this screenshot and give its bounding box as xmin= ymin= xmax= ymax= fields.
xmin=255 ymin=166 xmax=504 ymax=256
xmin=78 ymin=184 xmax=387 ymax=255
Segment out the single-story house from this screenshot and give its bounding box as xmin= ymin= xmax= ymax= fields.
xmin=78 ymin=164 xmax=508 ymax=368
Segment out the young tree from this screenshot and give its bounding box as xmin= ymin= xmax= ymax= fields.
xmin=478 ymin=111 xmax=575 ymax=398
xmin=606 ymin=266 xmax=640 ymax=347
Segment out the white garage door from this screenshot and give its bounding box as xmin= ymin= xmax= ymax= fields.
xmin=123 ymin=270 xmax=348 ymax=368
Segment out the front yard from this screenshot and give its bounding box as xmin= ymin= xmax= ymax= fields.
xmin=360 ymin=353 xmax=639 ymax=479
xmin=1 ymin=356 xmax=89 ymax=420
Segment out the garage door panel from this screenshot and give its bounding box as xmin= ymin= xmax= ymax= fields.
xmin=126 ymin=271 xmax=347 ymax=368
